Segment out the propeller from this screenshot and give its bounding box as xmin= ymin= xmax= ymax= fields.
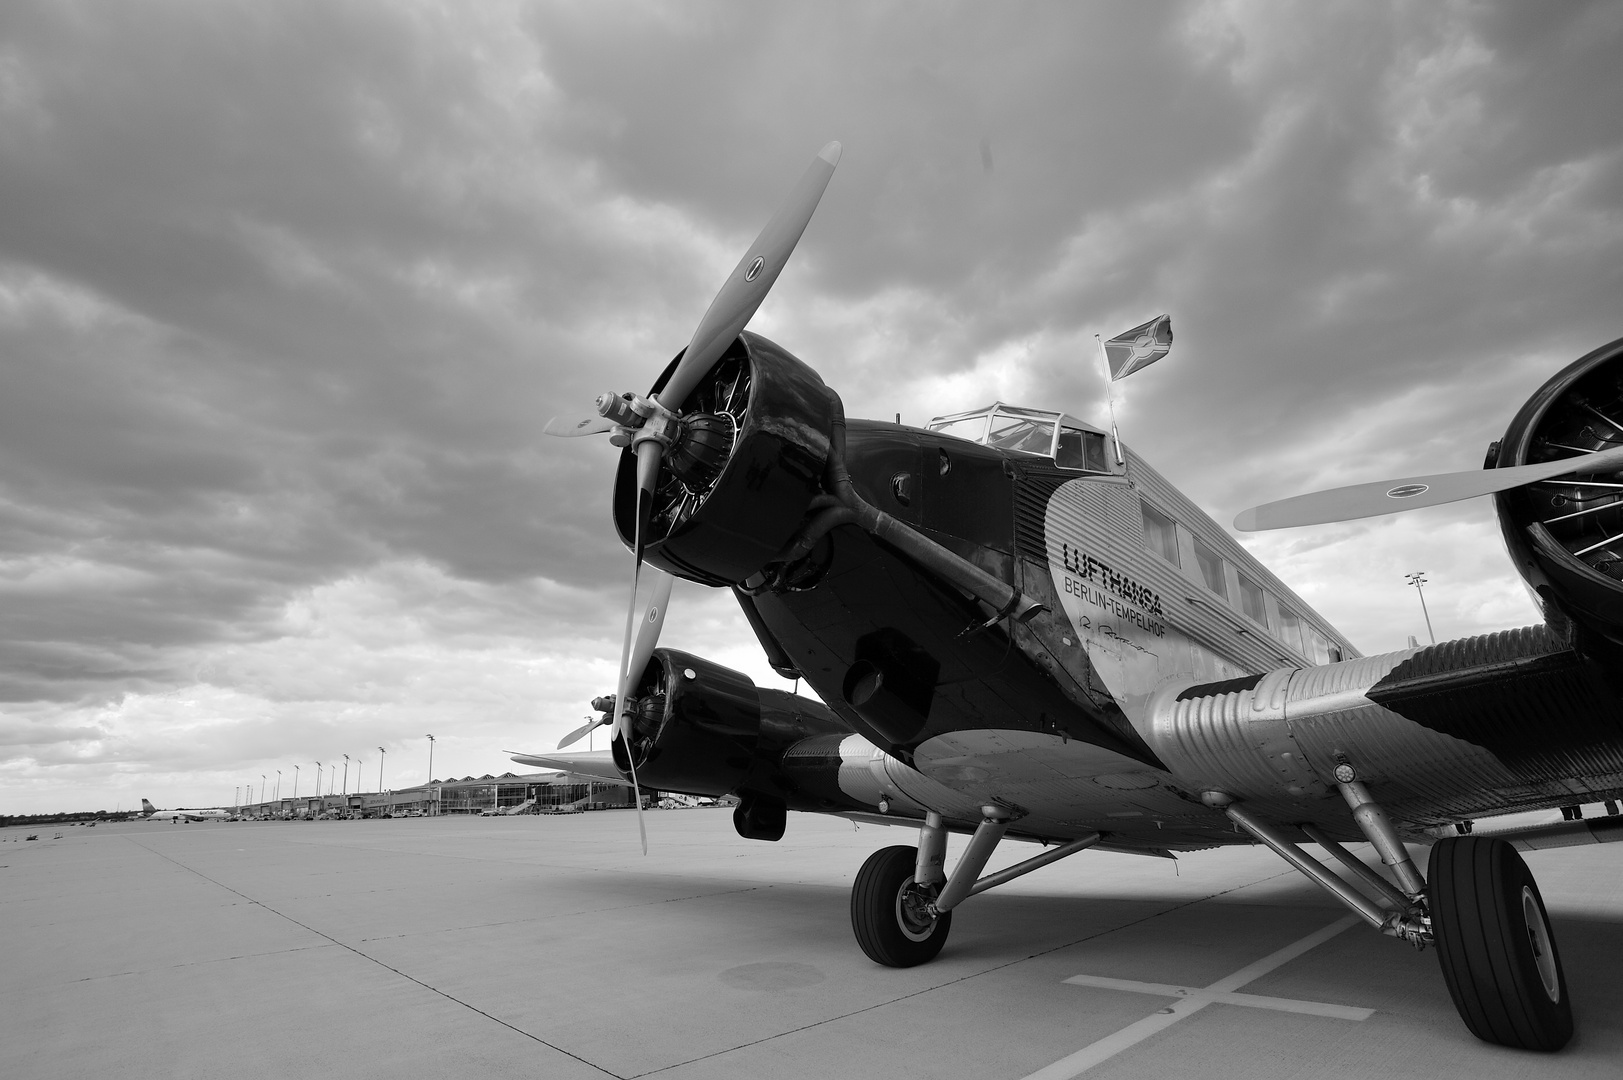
xmin=558 ymin=568 xmax=673 ymax=750
xmin=555 ymin=714 xmax=603 ymax=750
xmin=1234 ymin=445 xmax=1623 ymax=532
xmin=544 ymin=142 xmax=842 ymax=851
xmin=543 ymin=414 xmax=615 ymax=438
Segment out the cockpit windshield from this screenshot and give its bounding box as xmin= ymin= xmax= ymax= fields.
xmin=927 ymin=402 xmax=1117 ymax=473
xmin=986 ymin=414 xmax=1055 ymax=454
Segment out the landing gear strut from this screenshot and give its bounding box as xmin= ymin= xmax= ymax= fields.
xmin=851 ymin=808 xmax=1099 ymax=968
xmin=1206 ymin=783 xmax=1575 ymax=1051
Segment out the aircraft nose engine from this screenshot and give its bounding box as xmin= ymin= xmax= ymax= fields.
xmin=1494 ymin=335 xmax=1623 ymax=646
xmin=610 ymin=333 xmax=835 ymax=588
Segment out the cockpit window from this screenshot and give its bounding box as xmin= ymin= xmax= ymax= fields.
xmin=928 ymin=401 xmax=1119 ymax=474
xmin=931 ymin=414 xmax=990 ymax=444
xmin=986 ymin=414 xmax=1055 ymax=454
xmin=1057 ymin=426 xmax=1110 ymax=471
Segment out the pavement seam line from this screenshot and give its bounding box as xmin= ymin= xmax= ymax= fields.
xmin=626 ymin=866 xmax=1303 ymax=1078
xmin=121 ymin=836 xmax=626 ymax=1080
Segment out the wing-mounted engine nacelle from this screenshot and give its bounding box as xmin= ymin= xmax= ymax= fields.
xmin=612 ymin=332 xmax=834 ymax=587
xmin=1495 ymin=335 xmax=1623 ymax=649
xmin=609 ymin=646 xmax=858 ymax=840
xmin=612 ymin=648 xmax=763 ymax=795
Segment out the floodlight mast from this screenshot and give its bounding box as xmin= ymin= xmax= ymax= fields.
xmin=426 ymin=735 xmax=436 ymax=817
xmin=1406 ymin=571 xmax=1436 ymax=644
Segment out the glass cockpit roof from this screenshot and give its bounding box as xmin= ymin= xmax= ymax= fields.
xmin=926 ymin=402 xmax=1116 ymax=472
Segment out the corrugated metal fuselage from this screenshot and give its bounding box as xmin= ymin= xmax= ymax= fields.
xmin=749 ymin=420 xmax=1623 ymax=848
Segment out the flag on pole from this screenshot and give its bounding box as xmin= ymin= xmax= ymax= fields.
xmin=1103 ymin=314 xmax=1173 ymax=381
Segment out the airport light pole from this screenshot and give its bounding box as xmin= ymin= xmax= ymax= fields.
xmin=342 ymin=754 xmax=349 ymax=796
xmin=293 ymin=764 xmax=300 ymax=799
xmin=315 ymin=761 xmax=322 ymax=800
xmin=1406 ymin=571 xmax=1436 ymax=645
xmin=261 ymin=774 xmax=266 ymax=807
xmin=378 ymin=747 xmax=385 ymax=792
xmin=426 ymin=735 xmax=435 ymax=817
xmin=275 ymin=769 xmax=281 ymax=803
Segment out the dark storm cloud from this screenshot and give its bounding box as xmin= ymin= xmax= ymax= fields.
xmin=526 ymin=3 xmax=1251 ymax=348
xmin=0 ymin=1 xmax=648 ymax=707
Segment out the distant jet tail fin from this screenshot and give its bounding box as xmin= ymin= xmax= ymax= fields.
xmin=140 ymin=799 xmax=157 ymax=815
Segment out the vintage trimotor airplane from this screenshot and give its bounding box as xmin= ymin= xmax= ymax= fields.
xmin=515 ymin=142 xmax=1623 ymax=1052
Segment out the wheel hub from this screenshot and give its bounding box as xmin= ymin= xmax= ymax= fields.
xmin=896 ymin=881 xmax=939 ymax=942
xmin=1521 ymin=885 xmax=1561 ymax=1002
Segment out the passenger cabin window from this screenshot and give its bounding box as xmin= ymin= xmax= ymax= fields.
xmin=1306 ymin=628 xmax=1344 ymax=665
xmin=1236 ymin=571 xmax=1269 ymax=627
xmin=1191 ymin=535 xmax=1228 ymax=599
xmin=1141 ymin=502 xmax=1180 ymax=566
xmin=1274 ymin=608 xmax=1304 ymax=653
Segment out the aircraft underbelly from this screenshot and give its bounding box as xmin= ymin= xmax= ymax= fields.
xmin=910 ymin=728 xmax=1218 ymax=838
xmin=822 ymin=729 xmax=1225 ymax=845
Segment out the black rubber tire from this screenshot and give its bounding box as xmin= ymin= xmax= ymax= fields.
xmin=850 ymin=845 xmax=952 ymax=967
xmin=1429 ymin=837 xmax=1573 ymax=1050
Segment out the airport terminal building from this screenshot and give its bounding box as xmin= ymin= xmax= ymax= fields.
xmin=237 ymin=771 xmax=637 ymax=819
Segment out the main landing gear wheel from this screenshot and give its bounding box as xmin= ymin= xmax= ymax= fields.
xmin=851 ymin=845 xmax=952 ymax=967
xmin=1429 ymin=837 xmax=1573 ymax=1050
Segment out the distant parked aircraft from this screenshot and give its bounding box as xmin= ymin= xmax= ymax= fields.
xmin=140 ymin=798 xmax=230 ymax=822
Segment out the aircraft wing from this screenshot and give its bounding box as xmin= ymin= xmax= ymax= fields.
xmin=507 ymin=749 xmax=632 ymax=786
xmin=1162 ymin=624 xmax=1622 ymax=824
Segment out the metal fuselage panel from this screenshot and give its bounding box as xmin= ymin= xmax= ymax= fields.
xmin=746 ymin=422 xmax=1345 ymax=847
xmin=740 ymin=418 xmax=1623 ymax=846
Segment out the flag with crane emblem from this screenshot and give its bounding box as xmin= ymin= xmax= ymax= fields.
xmin=1103 ymin=314 xmax=1173 ymax=381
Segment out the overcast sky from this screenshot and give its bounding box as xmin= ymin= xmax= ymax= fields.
xmin=3 ymin=1 xmax=1621 ymax=814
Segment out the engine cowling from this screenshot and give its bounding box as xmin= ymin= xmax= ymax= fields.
xmin=612 ymin=332 xmax=834 ymax=587
xmin=609 ymin=647 xmax=859 ymax=838
xmin=1495 ymin=335 xmax=1623 ymax=648
xmin=613 ymin=648 xmax=763 ymax=795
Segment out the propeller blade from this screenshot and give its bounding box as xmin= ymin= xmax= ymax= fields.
xmin=544 ymin=414 xmax=615 ymax=437
xmin=612 ymin=443 xmax=663 ymax=739
xmin=557 ymin=716 xmax=607 ymax=750
xmin=1235 ymin=445 xmax=1623 ymax=531
xmin=613 ymin=562 xmax=644 ymax=747
xmin=609 ymin=567 xmax=671 ymax=855
xmin=627 ymin=568 xmax=674 ymax=689
xmin=626 ymin=740 xmax=647 ymax=855
xmin=657 ymin=141 xmax=842 ymax=412
xmin=612 ymin=564 xmax=672 ymax=744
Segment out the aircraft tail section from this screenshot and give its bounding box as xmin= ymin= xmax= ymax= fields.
xmin=140 ymin=799 xmax=158 ymax=816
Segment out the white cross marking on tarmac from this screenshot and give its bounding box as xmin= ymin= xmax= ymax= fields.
xmin=1023 ymin=915 xmax=1367 ymax=1080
